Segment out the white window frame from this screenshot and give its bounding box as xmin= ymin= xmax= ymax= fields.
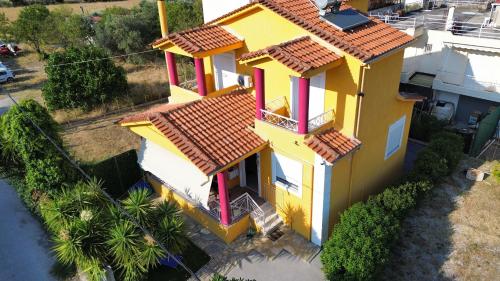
xmin=271 ymin=152 xmax=303 ymax=197
xmin=385 ymin=115 xmax=406 ymax=160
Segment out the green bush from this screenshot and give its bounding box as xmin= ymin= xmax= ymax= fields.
xmin=428 ymin=132 xmax=464 ymax=174
xmin=42 ymin=46 xmax=128 ymax=111
xmin=320 ymin=201 xmax=399 ymax=281
xmin=0 ymin=99 xmax=75 ymax=194
xmin=409 ymin=114 xmax=447 ymax=142
xmin=410 ymin=148 xmax=448 ymax=183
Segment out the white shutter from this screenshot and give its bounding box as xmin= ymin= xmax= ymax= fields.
xmin=272 ymin=152 xmax=303 ymax=196
xmin=385 ymin=115 xmax=406 ymax=159
xmin=308 ymin=72 xmax=326 ymax=119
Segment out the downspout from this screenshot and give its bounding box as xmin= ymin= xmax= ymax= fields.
xmin=348 ymin=64 xmax=368 ymax=205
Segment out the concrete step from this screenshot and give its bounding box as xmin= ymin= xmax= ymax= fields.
xmin=263 ymin=219 xmax=283 ymax=236
xmin=253 ymin=211 xmax=279 ymax=227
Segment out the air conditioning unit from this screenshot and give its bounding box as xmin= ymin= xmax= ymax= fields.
xmin=238 ymin=74 xmax=253 ymax=88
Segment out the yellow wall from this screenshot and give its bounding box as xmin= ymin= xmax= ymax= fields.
xmin=148 ymin=175 xmax=250 ymax=243
xmin=348 ymin=0 xmax=369 ymax=13
xmin=328 ymin=155 xmax=352 ymax=235
xmin=349 ymin=50 xmax=415 ymax=203
xmin=255 ymin=120 xmax=315 ymax=239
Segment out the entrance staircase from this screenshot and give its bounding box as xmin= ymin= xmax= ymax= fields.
xmin=251 ymin=202 xmax=283 ymax=236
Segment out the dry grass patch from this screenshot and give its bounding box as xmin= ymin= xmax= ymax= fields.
xmin=2 ymin=0 xmax=142 ymax=21
xmin=61 ymin=110 xmax=141 ymax=163
xmin=382 ymin=158 xmax=500 ymax=281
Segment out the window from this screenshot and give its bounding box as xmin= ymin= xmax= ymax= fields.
xmin=385 ymin=115 xmax=406 ymax=160
xmin=272 ymin=152 xmax=302 ymax=197
xmin=0 ymin=71 xmax=6 ymax=76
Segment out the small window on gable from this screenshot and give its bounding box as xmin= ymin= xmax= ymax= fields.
xmin=272 ymin=152 xmax=302 ymax=197
xmin=385 ymin=115 xmax=406 ymax=160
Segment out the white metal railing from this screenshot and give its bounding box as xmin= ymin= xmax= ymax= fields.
xmin=208 ymin=192 xmax=265 ymax=224
xmin=371 ymin=13 xmax=500 ymax=39
xmin=261 ymin=109 xmax=299 ymax=132
xmin=179 ymin=78 xmax=197 ymax=91
xmin=308 ymin=109 xmax=334 ymax=131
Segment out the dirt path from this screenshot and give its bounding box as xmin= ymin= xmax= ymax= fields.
xmin=382 ymin=158 xmax=500 ymax=281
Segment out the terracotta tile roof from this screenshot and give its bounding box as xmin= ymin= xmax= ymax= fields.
xmin=120 ymin=90 xmax=266 ymax=175
xmin=305 ymin=128 xmax=361 ymax=163
xmin=207 ymin=0 xmax=413 ymax=62
xmin=152 ymin=25 xmax=242 ymax=54
xmin=120 ymin=103 xmax=184 ymax=124
xmin=239 ymin=36 xmax=341 ymax=74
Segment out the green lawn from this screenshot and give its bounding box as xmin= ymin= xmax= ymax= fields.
xmin=147 ymin=240 xmax=211 ymax=281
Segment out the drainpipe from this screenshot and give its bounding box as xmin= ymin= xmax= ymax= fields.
xmin=348 ymin=64 xmax=368 ymax=205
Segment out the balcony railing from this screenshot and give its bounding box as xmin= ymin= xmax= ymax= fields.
xmin=261 ymin=96 xmax=334 ymax=133
xmin=308 ymin=110 xmax=335 ymax=131
xmin=370 ymin=13 xmax=500 ymax=40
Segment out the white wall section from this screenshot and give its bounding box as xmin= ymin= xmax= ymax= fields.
xmin=311 ymin=154 xmax=332 ymax=246
xmin=137 ymin=139 xmax=213 ymax=209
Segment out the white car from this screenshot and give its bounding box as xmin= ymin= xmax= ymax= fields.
xmin=0 ymin=68 xmax=14 ymax=83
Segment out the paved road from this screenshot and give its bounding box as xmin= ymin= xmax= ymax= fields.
xmin=0 ymin=179 xmax=56 ymax=281
xmin=0 ymin=95 xmax=15 ymax=115
xmin=227 ymin=249 xmax=325 ymax=281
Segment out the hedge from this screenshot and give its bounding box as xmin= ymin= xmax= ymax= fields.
xmin=321 ymin=132 xmax=463 ymax=281
xmin=84 ymin=149 xmax=142 ymax=199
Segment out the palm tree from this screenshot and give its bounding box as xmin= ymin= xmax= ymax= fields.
xmin=121 ymin=188 xmax=154 ymax=227
xmin=153 ymin=201 xmax=187 ymax=255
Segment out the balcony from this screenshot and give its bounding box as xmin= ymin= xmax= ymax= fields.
xmin=260 ymin=96 xmax=334 ymax=133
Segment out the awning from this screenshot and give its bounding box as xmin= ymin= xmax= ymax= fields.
xmin=408 ymin=73 xmax=435 ymax=88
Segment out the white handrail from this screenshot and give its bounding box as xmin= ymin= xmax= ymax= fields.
xmin=261 ymin=109 xmax=299 ymax=132
xmin=308 ymin=109 xmax=334 ymax=131
xmin=208 ymin=192 xmax=265 ymax=224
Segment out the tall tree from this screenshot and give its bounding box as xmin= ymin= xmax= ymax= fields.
xmin=12 ymin=4 xmax=51 ymax=55
xmin=49 ymin=7 xmax=94 ymax=49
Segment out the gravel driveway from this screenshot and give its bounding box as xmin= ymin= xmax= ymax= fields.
xmin=0 ymin=179 xmax=56 ymax=281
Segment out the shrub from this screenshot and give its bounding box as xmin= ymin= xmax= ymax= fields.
xmin=11 ymin=4 xmax=52 ymax=55
xmin=428 ymin=132 xmax=464 ymax=174
xmin=320 ymin=201 xmax=399 ymax=281
xmin=0 ymin=99 xmax=75 ymax=193
xmin=409 ymin=114 xmax=447 ymax=142
xmin=42 ymin=46 xmax=128 ymax=111
xmin=493 ymin=163 xmax=500 ymax=183
xmin=410 ymin=148 xmax=448 ymax=183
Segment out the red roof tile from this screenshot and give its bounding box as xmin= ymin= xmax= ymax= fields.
xmin=152 ymin=25 xmax=242 ymax=54
xmin=305 ymin=128 xmax=361 ymax=163
xmin=239 ymin=36 xmax=341 ymax=73
xmin=207 ymin=0 xmax=413 ymax=62
xmin=120 ymin=90 xmax=266 ymax=175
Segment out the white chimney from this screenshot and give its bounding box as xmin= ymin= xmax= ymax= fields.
xmin=202 ymin=0 xmax=251 ymax=23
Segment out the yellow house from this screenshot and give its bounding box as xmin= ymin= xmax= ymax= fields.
xmin=120 ymin=0 xmax=422 ymax=245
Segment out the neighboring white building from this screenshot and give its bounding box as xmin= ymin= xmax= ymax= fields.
xmin=372 ymin=2 xmax=500 ymax=124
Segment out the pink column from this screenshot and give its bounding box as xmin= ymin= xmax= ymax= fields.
xmin=217 ymin=171 xmax=231 ymax=226
xmin=254 ymin=68 xmax=265 ymax=120
xmin=298 ymin=77 xmax=310 ymax=134
xmin=194 ymin=58 xmax=207 ymax=97
xmin=165 ymin=52 xmax=179 ymax=86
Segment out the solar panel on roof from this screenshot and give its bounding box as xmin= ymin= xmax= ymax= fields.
xmin=321 ymin=8 xmax=370 ymax=31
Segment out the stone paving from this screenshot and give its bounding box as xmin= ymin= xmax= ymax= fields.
xmin=185 ymin=215 xmax=321 ymax=281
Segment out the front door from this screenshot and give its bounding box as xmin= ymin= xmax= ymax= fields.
xmin=213 ymin=52 xmax=236 ymax=90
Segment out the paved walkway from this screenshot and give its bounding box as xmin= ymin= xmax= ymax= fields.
xmin=184 ymin=216 xmax=324 ymax=281
xmin=0 ymin=179 xmax=56 ymax=281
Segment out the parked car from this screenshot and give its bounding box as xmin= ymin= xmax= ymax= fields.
xmin=0 ymin=68 xmax=15 ymax=83
xmin=0 ymin=43 xmax=20 ymax=57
